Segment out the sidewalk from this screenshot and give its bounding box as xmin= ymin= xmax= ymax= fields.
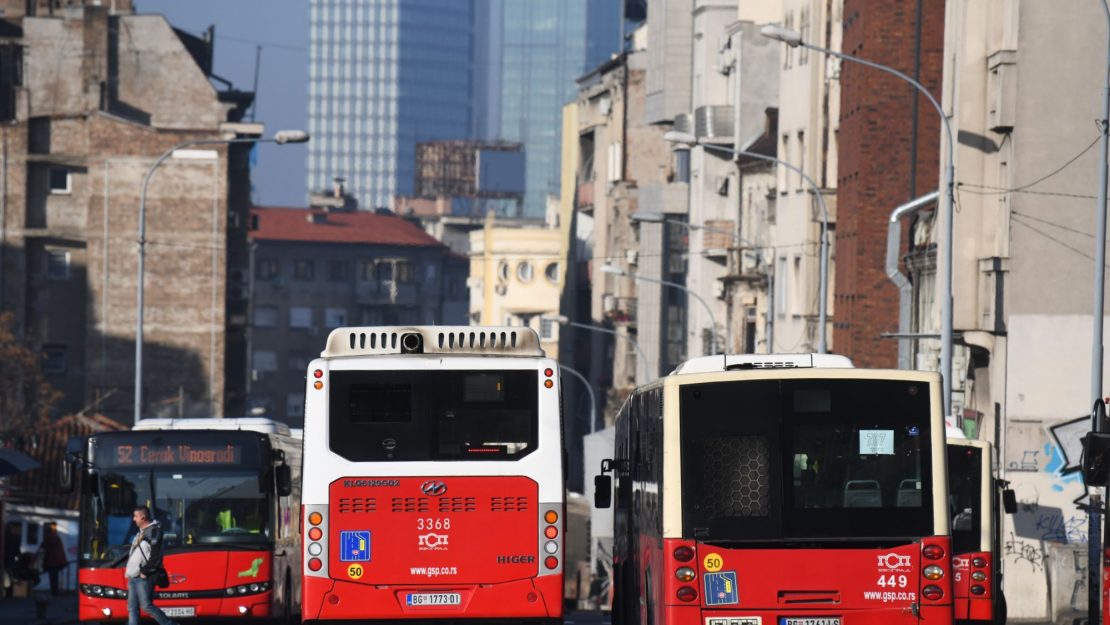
xmin=0 ymin=593 xmax=77 ymax=625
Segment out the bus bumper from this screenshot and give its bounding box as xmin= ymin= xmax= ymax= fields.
xmin=303 ymin=574 xmax=563 ymax=621
xmin=79 ymin=592 xmax=273 ymax=621
xmin=686 ymin=605 xmax=953 ymax=625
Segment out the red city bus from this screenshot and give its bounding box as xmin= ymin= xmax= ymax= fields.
xmin=595 ymin=354 xmax=953 ymax=625
xmin=947 ymin=437 xmax=1013 ymax=625
xmin=66 ymin=418 xmax=301 ymax=622
xmin=301 ymin=326 xmax=565 ymax=623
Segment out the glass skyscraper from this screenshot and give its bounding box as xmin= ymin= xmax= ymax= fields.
xmin=488 ymin=0 xmax=621 ymax=216
xmin=307 ymin=0 xmax=475 ymax=209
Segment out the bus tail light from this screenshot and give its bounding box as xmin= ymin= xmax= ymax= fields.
xmin=969 ymin=552 xmax=991 ymax=599
xmin=920 ymin=537 xmax=952 ymax=604
xmin=922 ymin=585 xmax=944 ymax=601
xmin=923 ymin=565 xmax=944 ymax=580
xmin=922 ymin=544 xmax=945 ymax=560
xmin=969 ymin=584 xmax=986 ymax=596
xmin=676 ymin=586 xmax=698 ymax=602
xmin=538 ymin=505 xmax=562 ymax=575
xmin=673 ymin=546 xmax=695 ymax=562
xmin=304 ymin=504 xmax=329 ymax=578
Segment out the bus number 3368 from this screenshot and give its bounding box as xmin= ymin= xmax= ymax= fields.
xmin=416 ymin=518 xmax=451 ymax=530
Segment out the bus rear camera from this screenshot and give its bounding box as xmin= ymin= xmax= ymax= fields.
xmin=400 ymin=333 xmax=423 ymax=354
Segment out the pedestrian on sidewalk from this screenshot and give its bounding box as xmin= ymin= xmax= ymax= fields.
xmin=125 ymin=506 xmax=177 ymax=625
xmin=38 ymin=522 xmax=66 ymax=597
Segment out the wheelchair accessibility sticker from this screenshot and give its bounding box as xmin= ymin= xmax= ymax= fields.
xmin=703 ymin=571 xmax=739 ymax=606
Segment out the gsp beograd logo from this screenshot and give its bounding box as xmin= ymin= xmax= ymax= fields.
xmin=421 ymin=480 xmax=447 ymax=496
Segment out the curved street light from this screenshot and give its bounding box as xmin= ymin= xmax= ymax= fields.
xmin=559 ymin=363 xmax=598 ymax=433
xmin=762 ymin=24 xmax=955 ymax=417
xmin=134 ymin=130 xmax=310 ymax=425
xmin=602 ymin=264 xmax=718 ymax=355
xmin=663 ymin=131 xmax=830 ymax=354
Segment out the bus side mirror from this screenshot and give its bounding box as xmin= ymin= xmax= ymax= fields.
xmin=1002 ymin=488 xmax=1017 ymax=514
xmin=1083 ymin=432 xmax=1110 ymax=487
xmin=594 ymin=475 xmax=612 ymax=509
xmin=276 ymin=464 xmax=292 ymax=497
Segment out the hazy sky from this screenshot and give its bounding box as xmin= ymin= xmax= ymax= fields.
xmin=136 ymin=0 xmax=309 ymax=207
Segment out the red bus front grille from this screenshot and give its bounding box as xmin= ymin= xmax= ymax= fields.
xmin=438 ymin=496 xmax=478 ymax=512
xmin=491 ymin=496 xmax=529 ymax=512
xmin=338 ymin=497 xmax=377 ymax=513
xmin=391 ymin=497 xmax=430 ymax=512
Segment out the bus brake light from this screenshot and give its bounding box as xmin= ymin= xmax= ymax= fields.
xmin=544 ymin=526 xmax=559 ymax=539
xmin=308 ymin=558 xmax=322 ymax=572
xmin=314 ymin=369 xmax=323 ymax=378
xmin=922 ymin=585 xmax=944 ymax=601
xmin=676 ymin=586 xmax=698 ymax=602
xmin=673 ymin=546 xmax=694 ymax=562
xmin=922 ymin=544 xmax=945 ymax=560
xmin=308 ymin=527 xmax=322 ymax=541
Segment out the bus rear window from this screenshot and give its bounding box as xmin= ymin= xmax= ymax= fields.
xmin=329 ymin=370 xmax=538 ymax=462
xmin=680 ymin=378 xmax=934 ymax=541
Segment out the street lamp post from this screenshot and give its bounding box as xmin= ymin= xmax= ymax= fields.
xmin=134 ymin=130 xmax=309 ymax=426
xmin=559 ymin=363 xmax=598 ymax=433
xmin=762 ymin=24 xmax=956 ymax=418
xmin=659 ymin=135 xmax=831 ymax=354
xmin=542 ymin=314 xmax=652 ymax=383
xmin=602 ymin=264 xmax=719 ymax=355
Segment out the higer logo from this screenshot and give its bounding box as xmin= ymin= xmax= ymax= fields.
xmin=418 ymin=532 xmax=449 ymax=551
xmin=876 ymin=553 xmax=913 ymax=571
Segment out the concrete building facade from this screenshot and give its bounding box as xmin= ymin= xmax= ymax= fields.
xmin=248 ymin=205 xmax=467 ymax=425
xmin=938 ymin=2 xmax=1110 ymax=620
xmin=0 ymin=2 xmax=255 ymax=423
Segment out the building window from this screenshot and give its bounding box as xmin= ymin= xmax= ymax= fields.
xmin=358 ymin=259 xmax=374 ymax=281
xmin=540 ymin=318 xmax=555 ymax=340
xmin=423 ymin=263 xmax=437 ymax=284
xmin=776 ymin=257 xmax=788 ymax=317
xmin=293 ymin=259 xmax=315 ymax=281
xmin=328 ymin=260 xmax=351 ymax=281
xmin=256 ymin=258 xmax=279 ymax=280
xmin=545 ymin=262 xmax=559 ymax=283
xmin=42 ymin=344 xmax=66 ymax=373
xmin=395 ymin=262 xmax=415 ymax=284
xmin=48 ymin=167 xmax=70 ymax=194
xmin=325 ymin=307 xmax=347 ymax=328
xmin=253 ymin=350 xmax=278 ymax=372
xmin=674 ymin=149 xmax=690 ymax=183
xmin=290 ymin=306 xmax=313 ymax=329
xmin=253 ymin=305 xmax=278 ymax=327
xmin=46 ymin=250 xmax=69 ymax=280
xmin=375 ymin=262 xmax=394 ymax=282
xmin=288 ymin=354 xmax=309 ymax=372
xmin=498 ymin=261 xmax=510 ymax=282
xmin=517 ymin=261 xmax=533 ymax=283
xmin=287 ymin=392 xmax=305 ymax=418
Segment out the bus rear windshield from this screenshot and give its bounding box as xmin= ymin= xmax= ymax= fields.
xmin=329 ymin=370 xmax=538 ymax=462
xmin=680 ymin=378 xmax=934 ymax=541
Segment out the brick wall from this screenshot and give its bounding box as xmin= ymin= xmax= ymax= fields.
xmin=835 ymin=0 xmax=944 ymax=367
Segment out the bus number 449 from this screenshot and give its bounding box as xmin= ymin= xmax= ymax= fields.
xmin=876 ymin=574 xmax=907 ymax=588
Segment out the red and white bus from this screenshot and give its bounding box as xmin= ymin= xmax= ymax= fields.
xmin=596 ymin=354 xmax=953 ymax=625
xmin=300 ymin=326 xmax=565 ymax=623
xmin=67 ymin=417 xmax=301 ymax=622
xmin=947 ymin=436 xmax=1012 ymax=625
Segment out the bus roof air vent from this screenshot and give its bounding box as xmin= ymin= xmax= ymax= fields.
xmin=322 ymin=326 xmax=545 ymax=358
xmin=671 ymin=353 xmax=855 ymax=374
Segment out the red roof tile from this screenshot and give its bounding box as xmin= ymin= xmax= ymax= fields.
xmin=250 ymin=207 xmax=445 ymax=248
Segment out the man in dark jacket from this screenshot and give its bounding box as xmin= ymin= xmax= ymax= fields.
xmin=125 ymin=506 xmax=177 ymax=625
xmin=38 ymin=523 xmax=66 ymax=596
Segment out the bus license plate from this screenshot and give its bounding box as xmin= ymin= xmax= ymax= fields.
xmin=161 ymin=607 xmax=196 ymax=618
xmin=407 ymin=593 xmax=461 ymax=606
xmin=780 ymin=619 xmax=840 ymax=625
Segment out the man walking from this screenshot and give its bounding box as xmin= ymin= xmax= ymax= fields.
xmin=125 ymin=506 xmax=177 ymax=625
